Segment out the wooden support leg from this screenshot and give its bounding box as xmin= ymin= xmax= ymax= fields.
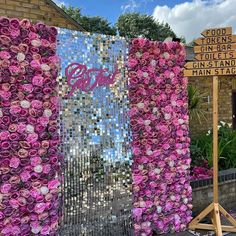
xmin=213 ymin=204 xmax=222 ymax=236
xmin=189 ymin=203 xmax=214 ymax=229
xmin=219 ymin=204 xmax=236 ymax=227
xmin=188 ymin=202 xmax=236 ymax=234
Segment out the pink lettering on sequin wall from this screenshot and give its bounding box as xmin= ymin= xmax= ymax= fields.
xmin=65 ymin=63 xmax=118 ymax=97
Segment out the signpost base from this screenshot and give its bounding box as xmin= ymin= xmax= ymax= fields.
xmin=188 ymin=203 xmax=236 ymax=235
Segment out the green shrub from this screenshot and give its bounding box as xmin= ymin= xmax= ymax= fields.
xmin=190 ymin=122 xmax=236 ymax=170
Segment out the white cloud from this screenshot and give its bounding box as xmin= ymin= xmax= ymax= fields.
xmin=121 ymin=0 xmax=140 ymax=13
xmin=153 ymin=0 xmax=236 ymax=42
xmin=121 ymin=0 xmax=154 ymax=13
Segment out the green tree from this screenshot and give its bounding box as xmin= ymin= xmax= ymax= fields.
xmin=117 ymin=13 xmax=176 ymax=41
xmin=61 ymin=5 xmax=116 ymax=36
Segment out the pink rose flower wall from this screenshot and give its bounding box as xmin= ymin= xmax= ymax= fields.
xmin=0 ymin=17 xmax=61 ymax=235
xmin=128 ymin=39 xmax=192 ymax=235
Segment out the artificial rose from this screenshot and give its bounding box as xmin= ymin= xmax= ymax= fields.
xmin=0 ymin=51 xmax=11 ymax=59
xmin=16 ymin=52 xmax=25 ymax=62
xmin=9 ymin=157 xmax=20 ymax=169
xmin=48 ymin=179 xmax=60 ymax=190
xmin=20 ymin=100 xmax=30 ymax=109
xmin=1 ymin=183 xmax=11 ymax=194
xmin=32 ymin=75 xmax=44 ymax=86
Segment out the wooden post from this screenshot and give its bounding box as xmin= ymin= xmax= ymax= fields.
xmin=213 ymin=76 xmax=219 ymax=203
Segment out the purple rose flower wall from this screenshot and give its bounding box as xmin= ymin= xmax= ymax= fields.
xmin=128 ymin=39 xmax=192 ymax=235
xmin=0 ymin=17 xmax=61 ymax=235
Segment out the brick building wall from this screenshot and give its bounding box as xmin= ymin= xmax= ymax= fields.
xmin=189 ymin=76 xmax=236 ymax=137
xmin=0 ymin=0 xmax=84 ymax=30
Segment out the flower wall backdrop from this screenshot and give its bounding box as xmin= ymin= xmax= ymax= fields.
xmin=128 ymin=39 xmax=192 ymax=235
xmin=0 ymin=17 xmax=61 ymax=235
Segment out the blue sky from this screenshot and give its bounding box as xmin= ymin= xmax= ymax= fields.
xmin=56 ymin=0 xmax=236 ymax=42
xmin=57 ymin=0 xmax=189 ymax=24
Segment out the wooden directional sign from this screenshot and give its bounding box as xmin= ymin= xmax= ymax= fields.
xmin=184 ymin=26 xmax=236 ymax=77
xmin=194 ymin=35 xmax=236 ymax=45
xmin=194 ymin=43 xmax=236 ymax=53
xmin=184 ymin=59 xmax=236 ymax=69
xmin=184 ymin=67 xmax=236 ymax=77
xmin=185 ymin=26 xmax=236 ymax=236
xmin=201 ymin=27 xmax=232 ymax=37
xmin=195 ymin=51 xmax=236 ymax=60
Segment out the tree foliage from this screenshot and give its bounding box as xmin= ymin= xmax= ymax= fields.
xmin=61 ymin=6 xmax=177 ymax=41
xmin=61 ymin=5 xmax=116 ymax=36
xmin=117 ymin=13 xmax=176 ymax=41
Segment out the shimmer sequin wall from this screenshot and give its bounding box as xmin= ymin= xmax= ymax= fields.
xmin=57 ymin=28 xmax=132 ymax=235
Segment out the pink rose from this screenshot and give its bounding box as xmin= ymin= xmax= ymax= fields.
xmin=21 ymin=84 xmax=33 ymax=93
xmin=49 ymin=55 xmax=60 ymax=65
xmin=1 ymin=183 xmax=11 ymax=194
xmin=10 ymin=105 xmax=21 ymax=114
xmin=10 ymin=157 xmax=20 ymax=169
xmin=20 ymin=19 xmax=31 ymax=29
xmin=128 ymin=58 xmax=138 ymax=68
xmin=31 ymin=100 xmax=43 ymax=109
xmin=9 ymin=65 xmax=20 ymax=75
xmin=133 ymin=175 xmax=143 ymax=185
xmin=9 ymin=199 xmax=19 ymax=209
xmin=32 ymin=75 xmax=44 ymax=86
xmin=31 ymin=156 xmax=42 ymax=166
xmin=0 ymin=131 xmax=10 ymax=141
xmin=41 ymin=39 xmax=50 ymax=47
xmin=176 ymin=130 xmax=184 ymax=137
xmin=43 ymin=164 xmax=51 ymax=174
xmin=38 ymin=116 xmax=49 ymax=127
xmin=10 ymin=29 xmax=20 ymax=38
xmin=34 ymin=203 xmax=46 ymax=214
xmin=41 ymin=226 xmax=50 ymax=235
xmin=0 ymin=90 xmax=11 ymax=100
xmin=28 ymin=32 xmax=38 ymax=40
xmin=132 ymin=208 xmax=143 ymax=221
xmin=30 ymin=60 xmax=41 ymax=69
xmin=26 ymin=133 xmax=38 ymax=144
xmin=0 ymin=50 xmax=11 ymax=59
xmin=0 ymin=59 xmax=10 ymax=68
xmin=19 ymin=43 xmax=29 ymax=53
xmin=48 ymin=179 xmax=60 ymax=190
xmin=17 ymin=123 xmax=26 ymax=133
xmin=20 ymin=171 xmax=31 ymax=182
xmin=0 ymin=35 xmax=10 ymax=45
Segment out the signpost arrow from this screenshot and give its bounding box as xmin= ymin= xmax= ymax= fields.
xmin=195 ymin=51 xmax=236 ymax=60
xmin=194 ymin=35 xmax=236 ymax=45
xmin=201 ymin=27 xmax=232 ymax=37
xmin=184 ymin=59 xmax=236 ymax=69
xmin=183 ymin=67 xmax=236 ymax=77
xmin=194 ymin=43 xmax=236 ymax=53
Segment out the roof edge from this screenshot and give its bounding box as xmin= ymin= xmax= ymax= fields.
xmin=46 ymin=0 xmax=86 ymax=32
